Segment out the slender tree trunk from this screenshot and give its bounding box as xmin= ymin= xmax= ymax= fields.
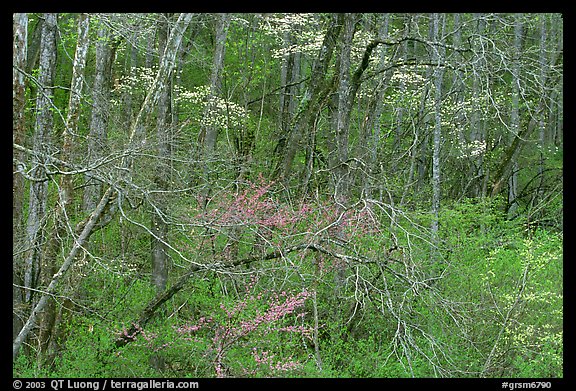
xmin=451 ymin=13 xmax=469 ymax=199
xmin=24 ymin=12 xmax=58 ymax=359
xmin=279 ymin=30 xmax=295 ymax=137
xmin=12 ymin=12 xmax=27 ymax=232
xmin=200 ymin=13 xmax=230 ymax=206
xmin=41 ymin=13 xmax=90 ymax=366
xmin=471 ymin=13 xmax=487 ymax=198
xmin=451 ymin=13 xmax=466 ymax=148
xmin=61 ymin=13 xmax=90 ymax=216
xmin=415 ymin=20 xmax=434 ymax=195
xmin=13 ymin=12 xmax=28 ymax=343
xmin=83 ymin=22 xmax=115 ymax=212
xmin=277 ymin=14 xmax=342 ymax=184
xmin=552 ymin=15 xmax=563 ymax=147
xmin=431 ymin=13 xmax=445 ymax=241
xmin=391 ymin=23 xmax=408 ymax=177
xmin=151 ymin=14 xmax=173 ymax=293
xmin=361 ymin=13 xmax=390 ymax=199
xmin=24 ymin=12 xmax=57 ymax=307
xmin=535 ymin=15 xmax=547 ymax=207
xmin=507 ymin=14 xmax=523 ymax=219
xmin=332 ymin=13 xmax=356 ymax=205
xmin=277 ymin=30 xmax=305 ymax=189
xmin=399 ymin=20 xmax=418 ymax=206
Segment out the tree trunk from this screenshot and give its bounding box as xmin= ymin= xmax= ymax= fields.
xmin=506 ymin=14 xmax=523 ymax=219
xmin=151 ymin=14 xmax=173 ymax=293
xmin=62 ymin=13 xmax=90 ymax=214
xmin=470 ymin=13 xmax=487 ymax=198
xmin=24 ymin=12 xmax=57 ymax=307
xmin=279 ymin=30 xmax=298 ymax=140
xmin=42 ymin=13 xmax=90 ymax=365
xmin=276 ymin=14 xmax=342 ymax=184
xmin=360 ymin=13 xmax=390 ymax=199
xmin=25 ymin=16 xmax=43 ymax=76
xmin=13 ymin=188 xmax=115 ymax=361
xmin=278 ymin=30 xmax=305 ymax=188
xmin=23 ymin=12 xmax=58 ymax=358
xmin=200 ymin=13 xmax=230 ymax=206
xmin=332 ymin=13 xmax=356 ymax=205
xmin=551 ymin=15 xmax=563 ymax=147
xmin=431 ymin=13 xmax=445 ymax=243
xmin=414 ymin=19 xmax=434 ymax=196
xmin=13 ymin=12 xmax=28 ymax=343
xmin=83 ymin=22 xmax=115 ymax=212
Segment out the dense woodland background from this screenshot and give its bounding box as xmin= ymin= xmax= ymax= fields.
xmin=13 ymin=13 xmax=563 ymax=378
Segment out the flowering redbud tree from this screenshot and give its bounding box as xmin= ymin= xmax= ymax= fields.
xmin=174 ymin=276 xmax=313 ymax=377
xmin=183 ymin=174 xmax=313 ymax=263
xmin=112 ymin=175 xmax=446 ymax=377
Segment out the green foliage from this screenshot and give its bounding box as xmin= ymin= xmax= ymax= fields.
xmin=320 ymin=335 xmax=396 ymax=377
xmin=493 ymin=230 xmax=563 ymax=377
xmin=14 ymin=195 xmax=562 ymax=378
xmin=434 ymin=199 xmax=563 ymax=377
xmin=14 ymin=12 xmax=562 ymax=380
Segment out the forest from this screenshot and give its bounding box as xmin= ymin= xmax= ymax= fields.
xmin=13 ymin=13 xmax=563 ymax=378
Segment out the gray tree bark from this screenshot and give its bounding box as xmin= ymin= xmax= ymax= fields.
xmin=277 ymin=14 xmax=342 ymax=184
xmin=199 ymin=13 xmax=230 ymax=206
xmin=24 ymin=13 xmax=57 ymax=306
xmin=42 ymin=13 xmax=90 ymax=364
xmin=359 ymin=13 xmax=390 ymax=199
xmin=62 ymin=13 xmax=90 ymax=213
xmin=20 ymin=12 xmax=58 ymax=360
xmin=332 ymin=13 xmax=357 ymax=205
xmin=151 ymin=14 xmax=173 ymax=293
xmin=431 ymin=13 xmax=445 ymax=241
xmin=13 ymin=12 xmax=28 ymax=343
xmin=83 ymin=21 xmax=115 ymax=212
xmin=507 ymin=14 xmax=523 ymax=219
